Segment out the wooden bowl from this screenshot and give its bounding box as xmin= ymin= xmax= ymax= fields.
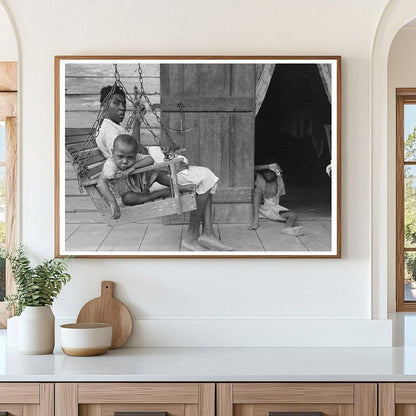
xmin=60 ymin=323 xmax=112 ymax=356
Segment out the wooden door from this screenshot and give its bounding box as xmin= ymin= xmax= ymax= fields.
xmin=217 ymin=383 xmax=377 ymax=416
xmin=160 ymin=63 xmax=255 ymax=224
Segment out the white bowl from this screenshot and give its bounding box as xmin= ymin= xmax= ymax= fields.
xmin=60 ymin=323 xmax=112 ymax=356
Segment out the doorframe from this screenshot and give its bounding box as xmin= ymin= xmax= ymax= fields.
xmin=395 ymin=89 xmax=416 ymax=311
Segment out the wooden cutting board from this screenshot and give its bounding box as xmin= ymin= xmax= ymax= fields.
xmin=76 ymin=281 xmax=133 ymax=349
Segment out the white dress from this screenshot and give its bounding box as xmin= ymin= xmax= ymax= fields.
xmin=147 ymin=146 xmax=218 ymax=195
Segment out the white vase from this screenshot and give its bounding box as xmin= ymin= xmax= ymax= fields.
xmin=6 ymin=315 xmax=20 ymax=347
xmin=19 ymin=306 xmax=55 ymax=354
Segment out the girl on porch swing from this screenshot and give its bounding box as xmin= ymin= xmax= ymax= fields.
xmin=95 ymin=85 xmax=233 ymax=251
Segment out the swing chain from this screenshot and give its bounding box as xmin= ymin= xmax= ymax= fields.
xmin=114 ymin=69 xmax=163 ymax=150
xmin=71 ymin=82 xmax=118 ymax=192
xmin=124 ymin=86 xmax=140 ymax=133
xmin=113 ymin=64 xmax=175 ymax=158
xmin=113 ymin=68 xmax=139 ymax=130
xmin=70 ymin=63 xmax=182 ymax=193
xmin=114 ymin=64 xmax=121 ymax=82
xmin=137 ymin=64 xmax=180 ymax=155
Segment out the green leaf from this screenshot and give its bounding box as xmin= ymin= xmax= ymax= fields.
xmin=5 ymin=245 xmax=71 ymax=315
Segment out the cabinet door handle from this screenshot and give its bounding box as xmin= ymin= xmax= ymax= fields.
xmin=115 ymin=412 xmax=168 ymax=416
xmin=270 ymin=413 xmax=323 ymax=416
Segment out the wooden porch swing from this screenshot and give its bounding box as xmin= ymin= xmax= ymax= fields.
xmin=65 ymin=64 xmax=196 ymax=224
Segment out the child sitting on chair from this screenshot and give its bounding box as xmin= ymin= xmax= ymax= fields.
xmin=249 ymin=163 xmax=303 ymax=236
xmin=97 ymin=134 xmax=191 ymax=220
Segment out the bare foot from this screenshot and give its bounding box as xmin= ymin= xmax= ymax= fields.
xmin=181 ymin=239 xmax=208 ymax=251
xmin=281 ymin=226 xmax=304 ymax=236
xmin=198 ymin=234 xmax=233 ymax=251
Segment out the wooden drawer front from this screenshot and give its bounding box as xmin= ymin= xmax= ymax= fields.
xmin=78 ymin=383 xmax=200 ymax=404
xmin=57 ymin=383 xmax=215 ymax=416
xmin=233 ymin=384 xmax=354 ymax=404
xmin=395 ymin=383 xmax=416 ymax=403
xmin=0 ymin=383 xmax=53 ymax=416
xmin=218 ymin=383 xmax=376 ymax=416
xmin=0 ymin=383 xmax=39 ymax=403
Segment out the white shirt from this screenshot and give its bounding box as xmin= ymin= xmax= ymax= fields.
xmin=95 ymin=119 xmax=127 ymax=158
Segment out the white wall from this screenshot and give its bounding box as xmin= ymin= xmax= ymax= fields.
xmin=0 ymin=0 xmax=394 ymax=347
xmin=387 ymin=26 xmax=416 ymax=312
xmin=0 ymin=3 xmax=16 ymax=61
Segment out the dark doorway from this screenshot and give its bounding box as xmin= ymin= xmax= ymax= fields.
xmin=255 ymin=64 xmax=332 ymax=214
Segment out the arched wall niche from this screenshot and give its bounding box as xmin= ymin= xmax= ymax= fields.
xmin=371 ymin=0 xmax=416 ymax=318
xmin=386 ymin=15 xmax=416 ymax=312
xmin=0 ymin=0 xmax=18 ymax=61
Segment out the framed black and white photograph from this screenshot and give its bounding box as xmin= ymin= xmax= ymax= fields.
xmin=55 ymin=56 xmax=341 ymax=258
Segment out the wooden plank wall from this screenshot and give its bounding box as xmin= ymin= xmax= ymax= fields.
xmin=64 ymin=63 xmax=163 ymax=222
xmin=64 ymin=62 xmax=260 ymax=224
xmin=161 ymin=63 xmax=255 ymax=223
xmin=65 ymin=63 xmax=161 ymax=146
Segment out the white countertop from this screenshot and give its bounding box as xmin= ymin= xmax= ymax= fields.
xmin=2 ymin=345 xmax=416 ymax=382
xmin=3 ymin=313 xmax=416 ymax=382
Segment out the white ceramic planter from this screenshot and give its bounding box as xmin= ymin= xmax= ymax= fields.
xmin=6 ymin=315 xmax=20 ymax=347
xmin=19 ymin=305 xmax=55 ymax=354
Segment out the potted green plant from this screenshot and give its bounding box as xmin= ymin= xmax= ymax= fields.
xmin=4 ymin=246 xmax=71 ymax=354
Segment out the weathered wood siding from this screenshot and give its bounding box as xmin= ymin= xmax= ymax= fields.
xmin=64 ymin=63 xmax=163 ymax=223
xmin=65 ymin=63 xmax=161 ymax=145
xmin=160 ymin=63 xmax=256 ymax=223
xmin=64 ymin=62 xmax=256 ymax=225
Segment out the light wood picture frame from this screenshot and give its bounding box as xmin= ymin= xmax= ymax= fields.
xmin=55 ymin=56 xmax=341 ymax=258
xmin=0 ymin=61 xmax=17 ymax=326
